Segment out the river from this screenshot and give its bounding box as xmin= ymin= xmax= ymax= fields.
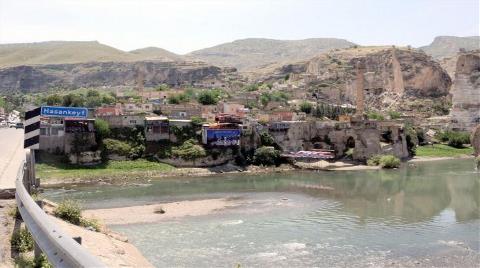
xmin=42 ymin=159 xmax=480 ymax=267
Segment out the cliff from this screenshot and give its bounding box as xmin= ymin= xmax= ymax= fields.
xmin=419 ymin=36 xmax=480 ymax=59
xmin=0 ymin=61 xmax=233 ymax=93
xmin=449 ymin=50 xmax=480 ymax=131
xmin=263 ymin=46 xmax=452 ymax=116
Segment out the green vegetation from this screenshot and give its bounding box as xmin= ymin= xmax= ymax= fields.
xmin=54 ymin=200 xmax=100 ymax=231
xmin=435 ymin=130 xmax=470 ymax=148
xmin=40 ymin=89 xmax=116 ymax=108
xmin=11 ymin=228 xmax=34 ymax=253
xmin=388 ymin=110 xmax=402 ymax=119
xmin=36 ymin=155 xmax=174 ymax=179
xmin=168 ymin=93 xmax=190 ymax=104
xmin=94 ymin=119 xmax=110 ymax=139
xmin=312 ymin=103 xmax=354 ymax=120
xmin=197 ymin=89 xmax=222 ymax=105
xmin=254 ymin=146 xmax=280 ymax=166
xmin=260 ymin=132 xmax=275 ymax=146
xmin=156 ymin=84 xmax=170 ymax=91
xmin=367 ymin=155 xmax=401 ymax=168
xmin=416 ymin=144 xmax=474 ymax=157
xmin=103 ymin=138 xmax=132 ymax=156
xmin=15 ymin=253 xmax=52 ymax=268
xmin=260 ymin=91 xmax=289 ymax=106
xmin=171 ymin=139 xmax=207 ymax=160
xmin=367 ymin=111 xmax=385 ymax=120
xmin=299 ymin=101 xmax=313 ymax=114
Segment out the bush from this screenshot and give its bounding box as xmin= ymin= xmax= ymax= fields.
xmin=197 ymin=90 xmax=220 ymax=105
xmin=80 ymin=218 xmax=101 ymax=232
xmin=367 ymin=155 xmax=382 ymax=166
xmin=435 ymin=130 xmax=470 ymax=148
xmin=11 ymin=228 xmax=34 ymax=253
xmin=300 ymin=102 xmax=313 ymax=114
xmin=103 ymin=138 xmax=132 ymax=156
xmin=54 ymin=199 xmax=82 ymax=225
xmin=254 ymin=146 xmax=280 ymax=166
xmin=388 ymin=110 xmax=402 ymax=119
xmin=379 ymin=155 xmax=401 ymax=168
xmin=260 ymin=132 xmax=275 ymax=146
xmin=94 ymin=119 xmax=110 ymax=139
xmin=367 ymin=111 xmax=385 ymax=120
xmin=168 ymin=93 xmax=190 ymax=104
xmin=171 ymin=139 xmax=206 ymax=160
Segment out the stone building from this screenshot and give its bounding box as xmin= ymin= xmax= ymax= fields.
xmin=450 ymin=51 xmax=480 ymax=131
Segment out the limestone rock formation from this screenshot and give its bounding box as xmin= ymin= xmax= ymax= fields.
xmin=0 ymin=61 xmax=235 ymax=93
xmin=471 ymin=125 xmax=480 ymax=157
xmin=449 ymin=50 xmax=480 ymax=131
xmin=264 ymin=47 xmax=452 ymax=116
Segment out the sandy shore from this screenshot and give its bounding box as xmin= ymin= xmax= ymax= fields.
xmin=83 ymin=198 xmax=238 ymax=225
xmin=409 ymin=155 xmax=474 ymax=162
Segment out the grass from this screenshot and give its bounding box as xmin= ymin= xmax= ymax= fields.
xmin=36 ymin=154 xmax=175 ymax=180
xmin=416 ymin=144 xmax=474 ymax=158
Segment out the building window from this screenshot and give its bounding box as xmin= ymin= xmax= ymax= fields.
xmin=40 ymin=128 xmax=47 ymax=136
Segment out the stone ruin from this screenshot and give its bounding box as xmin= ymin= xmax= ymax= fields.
xmin=450 ymin=51 xmax=480 ymax=131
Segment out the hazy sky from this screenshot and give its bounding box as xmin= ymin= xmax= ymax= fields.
xmin=0 ymin=0 xmax=478 ymax=54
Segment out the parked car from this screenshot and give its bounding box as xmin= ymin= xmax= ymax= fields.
xmin=15 ymin=122 xmax=24 ymax=129
xmin=8 ymin=122 xmax=16 ymax=128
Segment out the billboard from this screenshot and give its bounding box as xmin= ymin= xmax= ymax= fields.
xmin=41 ymin=106 xmax=88 ymax=118
xmin=206 ymin=129 xmax=241 ymax=146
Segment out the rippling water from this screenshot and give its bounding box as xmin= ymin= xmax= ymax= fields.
xmin=43 ymin=159 xmax=480 ymax=267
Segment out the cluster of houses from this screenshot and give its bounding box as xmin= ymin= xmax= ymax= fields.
xmin=38 ymin=99 xmax=308 ymax=156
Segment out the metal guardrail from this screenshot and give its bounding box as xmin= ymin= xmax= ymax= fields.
xmin=15 ymin=150 xmax=107 ymax=268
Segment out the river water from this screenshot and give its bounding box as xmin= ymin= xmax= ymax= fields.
xmin=43 ymin=159 xmax=480 ymax=267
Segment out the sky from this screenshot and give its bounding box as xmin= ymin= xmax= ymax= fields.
xmin=0 ymin=0 xmax=478 ymax=54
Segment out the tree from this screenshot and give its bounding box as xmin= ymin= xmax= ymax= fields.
xmin=171 ymin=139 xmax=206 ymax=160
xmin=94 ymin=119 xmax=110 ymax=140
xmin=197 ymin=90 xmax=219 ymax=105
xmin=254 ymin=146 xmax=280 ymax=166
xmin=44 ymin=94 xmax=63 ymax=106
xmin=300 ymin=101 xmax=313 ymax=114
xmin=260 ymin=132 xmax=275 ymax=146
xmin=62 ymin=93 xmax=84 ymax=107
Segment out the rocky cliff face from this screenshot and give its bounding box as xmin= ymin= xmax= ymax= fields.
xmin=265 ymin=47 xmax=452 ymax=116
xmin=0 ymin=61 xmax=234 ymax=93
xmin=449 ymin=50 xmax=480 ymax=131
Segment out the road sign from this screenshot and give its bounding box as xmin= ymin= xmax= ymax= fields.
xmin=40 ymin=106 xmax=88 ymax=118
xmin=24 ymin=107 xmax=41 ymax=149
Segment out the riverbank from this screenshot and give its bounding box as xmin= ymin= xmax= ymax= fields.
xmin=83 ymin=198 xmax=239 ymax=225
xmin=36 ymin=144 xmax=475 ymax=187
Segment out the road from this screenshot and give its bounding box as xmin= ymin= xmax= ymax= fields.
xmin=0 ymin=128 xmax=25 ymax=190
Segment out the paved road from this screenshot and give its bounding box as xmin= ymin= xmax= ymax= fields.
xmin=0 ymin=128 xmax=25 ymax=190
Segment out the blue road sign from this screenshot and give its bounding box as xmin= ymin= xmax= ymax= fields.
xmin=41 ymin=106 xmax=88 ymax=118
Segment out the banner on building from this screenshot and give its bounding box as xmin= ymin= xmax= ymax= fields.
xmin=24 ymin=107 xmax=41 ymax=149
xmin=206 ymin=129 xmax=241 ymax=146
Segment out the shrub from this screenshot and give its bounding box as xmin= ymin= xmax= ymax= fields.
xmin=103 ymin=138 xmax=132 ymax=156
xmin=388 ymin=110 xmax=402 ymax=119
xmin=197 ymin=90 xmax=220 ymax=105
xmin=379 ymin=155 xmax=401 ymax=168
xmin=367 ymin=155 xmax=382 ymax=166
xmin=367 ymin=111 xmax=385 ymax=120
xmin=299 ymin=102 xmax=313 ymax=114
xmin=168 ymin=93 xmax=190 ymax=104
xmin=94 ymin=119 xmax=110 ymax=139
xmin=11 ymin=228 xmax=34 ymax=253
xmin=260 ymin=132 xmax=275 ymax=146
xmin=54 ymin=199 xmax=82 ymax=225
xmin=80 ymin=218 xmax=101 ymax=232
xmin=447 ymin=132 xmax=470 ymax=148
xmin=405 ymin=126 xmax=418 ymax=156
xmin=254 ymin=146 xmax=280 ymax=166
xmin=171 ymin=139 xmax=206 ymax=160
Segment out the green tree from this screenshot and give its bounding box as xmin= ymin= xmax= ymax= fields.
xmin=260 ymin=132 xmax=275 ymax=146
xmin=171 ymin=139 xmax=206 ymax=160
xmin=62 ymin=93 xmax=85 ymax=107
xmin=300 ymin=101 xmax=313 ymax=114
xmin=94 ymin=119 xmax=110 ymax=140
xmin=197 ymin=90 xmax=219 ymax=105
xmin=44 ymin=94 xmax=63 ymax=106
xmin=254 ymin=146 xmax=280 ymax=166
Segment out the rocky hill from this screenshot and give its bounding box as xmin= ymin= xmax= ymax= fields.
xmin=262 ymin=46 xmax=452 ymax=117
xmin=0 ymin=61 xmax=232 ymax=93
xmin=0 ymin=41 xmax=182 ymax=68
xmin=419 ymin=36 xmax=480 ymax=59
xmin=188 ymin=38 xmax=356 ymax=71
